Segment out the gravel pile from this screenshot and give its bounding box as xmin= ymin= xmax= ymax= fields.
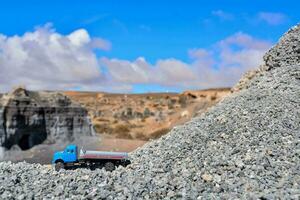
xmin=0 ymin=25 xmax=300 ymax=199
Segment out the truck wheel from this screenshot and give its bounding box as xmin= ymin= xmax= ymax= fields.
xmin=90 ymin=164 xmax=97 ymax=171
xmin=55 ymin=162 xmax=64 ymax=171
xmin=104 ymin=162 xmax=115 ymax=172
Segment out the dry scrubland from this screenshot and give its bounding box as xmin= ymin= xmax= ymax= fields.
xmin=0 ymin=24 xmax=300 ymax=199
xmin=64 ymin=89 xmax=230 ymax=140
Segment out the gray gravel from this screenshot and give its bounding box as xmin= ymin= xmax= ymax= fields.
xmin=0 ymin=24 xmax=300 ymax=199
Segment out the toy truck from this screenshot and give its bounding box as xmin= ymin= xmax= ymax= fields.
xmin=52 ymin=144 xmax=131 ymax=171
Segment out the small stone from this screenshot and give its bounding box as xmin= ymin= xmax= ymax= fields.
xmin=213 ymin=175 xmax=222 ymax=183
xmin=201 ymin=173 xmax=213 ymax=182
xmin=82 ymin=175 xmax=89 ymax=180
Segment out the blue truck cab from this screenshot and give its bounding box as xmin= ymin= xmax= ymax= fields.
xmin=52 ymin=144 xmax=78 ymax=164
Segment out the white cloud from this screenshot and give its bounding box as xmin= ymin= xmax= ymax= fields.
xmin=101 ymin=57 xmax=151 ymax=84
xmin=191 ymin=32 xmax=271 ymax=88
xmin=101 ymin=32 xmax=271 ymax=90
xmin=218 ymin=32 xmax=271 ymax=70
xmin=67 ymin=29 xmax=91 ymax=46
xmin=90 ymin=38 xmax=111 ymax=50
xmin=0 ymin=25 xmax=111 ymax=92
xmin=100 ymin=57 xmax=197 ymax=87
xmin=154 ymin=59 xmax=197 ymax=85
xmin=0 ymin=24 xmax=272 ymax=93
xmin=258 ymin=12 xmax=287 ymax=25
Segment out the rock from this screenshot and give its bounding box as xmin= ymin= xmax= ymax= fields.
xmin=180 ymin=110 xmax=189 ymax=118
xmin=0 ymin=88 xmax=94 ymax=150
xmin=201 ymin=173 xmax=213 ymax=182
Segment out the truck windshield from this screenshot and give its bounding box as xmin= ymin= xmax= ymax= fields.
xmin=65 ymin=148 xmax=74 ymax=153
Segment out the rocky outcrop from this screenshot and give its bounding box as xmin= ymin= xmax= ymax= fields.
xmin=0 ymin=88 xmax=94 ymax=150
xmin=0 ymin=105 xmax=5 ymax=145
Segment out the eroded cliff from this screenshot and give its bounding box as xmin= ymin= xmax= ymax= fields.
xmin=0 ymin=88 xmax=94 ymax=150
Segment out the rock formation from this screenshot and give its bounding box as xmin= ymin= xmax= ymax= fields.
xmin=0 ymin=88 xmax=94 ymax=150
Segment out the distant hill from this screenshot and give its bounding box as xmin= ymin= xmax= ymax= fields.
xmin=64 ymin=88 xmax=231 ymax=140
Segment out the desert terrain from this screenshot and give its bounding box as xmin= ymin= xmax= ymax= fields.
xmin=64 ymin=88 xmax=230 ymax=141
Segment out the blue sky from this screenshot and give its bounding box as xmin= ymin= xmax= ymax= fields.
xmin=0 ymin=1 xmax=299 ymax=93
